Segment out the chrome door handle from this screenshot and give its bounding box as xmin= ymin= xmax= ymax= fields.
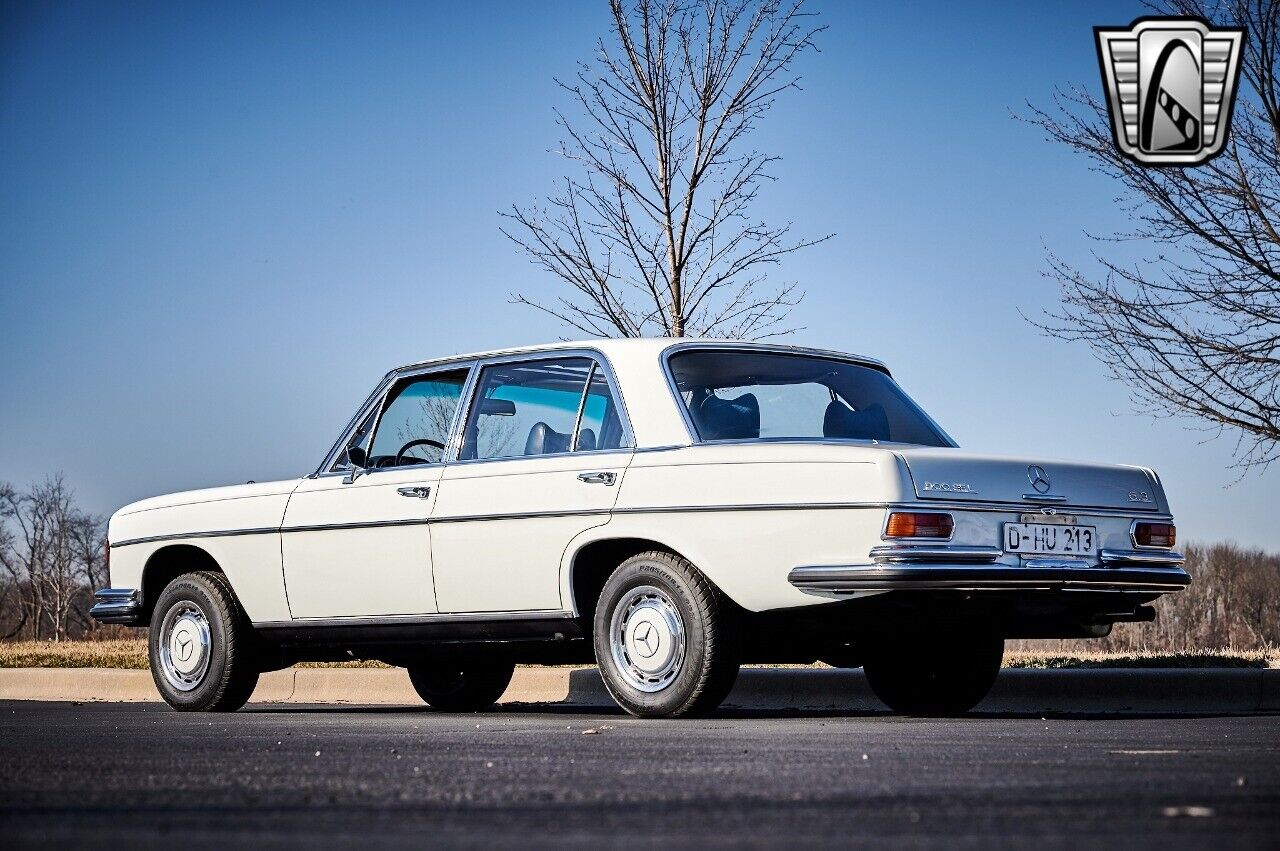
xmin=396 ymin=486 xmax=432 ymax=499
xmin=577 ymin=471 xmax=616 ymax=486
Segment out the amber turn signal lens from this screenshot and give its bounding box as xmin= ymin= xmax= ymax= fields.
xmin=885 ymin=512 xmax=954 ymax=539
xmin=1134 ymin=522 xmax=1176 ymax=548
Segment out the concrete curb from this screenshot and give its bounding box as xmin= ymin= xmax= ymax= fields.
xmin=2 ymin=666 xmax=1277 ymax=713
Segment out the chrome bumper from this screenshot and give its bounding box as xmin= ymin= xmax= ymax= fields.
xmin=790 ymin=548 xmax=1189 ymax=594
xmin=89 ymin=588 xmax=142 ymax=625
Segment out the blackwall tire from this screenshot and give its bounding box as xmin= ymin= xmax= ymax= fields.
xmin=593 ymin=550 xmax=739 ymax=718
xmin=148 ymin=571 xmax=260 ymax=712
xmin=862 ymin=633 xmax=1004 ymax=716
xmin=407 ymin=660 xmax=516 ymax=711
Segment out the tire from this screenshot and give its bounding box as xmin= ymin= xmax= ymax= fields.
xmin=593 ymin=550 xmax=739 ymax=718
xmin=407 ymin=659 xmax=516 ymax=711
xmin=862 ymin=632 xmax=1004 ymax=716
xmin=148 ymin=571 xmax=260 ymax=712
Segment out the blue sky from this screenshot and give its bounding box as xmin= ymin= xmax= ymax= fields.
xmin=2 ymin=1 xmax=1277 ymax=549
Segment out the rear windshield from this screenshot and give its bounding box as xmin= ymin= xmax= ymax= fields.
xmin=666 ymin=350 xmax=953 ymax=447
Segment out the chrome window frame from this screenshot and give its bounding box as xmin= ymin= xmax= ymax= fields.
xmin=313 ymin=358 xmax=479 ymax=478
xmin=449 ymin=348 xmax=635 ymax=467
xmin=314 ymin=348 xmax=635 ymax=477
xmin=658 ymin=341 xmax=958 ymax=449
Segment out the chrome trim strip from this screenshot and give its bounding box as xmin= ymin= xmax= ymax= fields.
xmin=1100 ymin=548 xmax=1186 ymax=566
xmin=110 ymin=502 xmax=1177 ymax=548
xmin=110 ymin=527 xmax=280 ymax=548
xmin=869 ymin=545 xmax=1002 ymax=564
xmin=1021 ymin=493 xmax=1069 ymax=502
xmin=788 ymin=564 xmax=1192 ymax=593
xmin=254 ymin=609 xmax=576 ymax=628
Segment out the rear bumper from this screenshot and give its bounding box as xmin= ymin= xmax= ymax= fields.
xmin=89 ymin=588 xmax=142 ymax=625
xmin=789 ymin=548 xmax=1189 ymax=594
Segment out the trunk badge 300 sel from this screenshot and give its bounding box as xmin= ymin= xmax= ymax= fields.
xmin=923 ymin=481 xmax=977 ymax=493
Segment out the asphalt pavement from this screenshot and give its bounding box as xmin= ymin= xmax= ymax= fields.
xmin=1 ymin=701 xmax=1277 ymax=848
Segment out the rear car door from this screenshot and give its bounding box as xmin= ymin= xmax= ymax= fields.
xmin=430 ymin=354 xmax=633 ymax=613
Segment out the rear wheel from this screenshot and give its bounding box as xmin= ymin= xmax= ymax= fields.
xmin=862 ymin=633 xmax=1003 ymax=716
xmin=148 ymin=571 xmax=260 ymax=712
xmin=593 ymin=550 xmax=739 ymax=718
xmin=407 ymin=659 xmax=516 ymax=711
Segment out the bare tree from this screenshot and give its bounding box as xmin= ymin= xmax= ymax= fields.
xmin=503 ymin=0 xmax=831 ymax=339
xmin=0 ymin=476 xmax=106 ymax=641
xmin=1025 ymin=0 xmax=1280 ymax=471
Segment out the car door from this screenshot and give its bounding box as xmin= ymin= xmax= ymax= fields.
xmin=281 ymin=367 xmax=470 ymax=618
xmin=430 ymin=355 xmax=633 ymax=613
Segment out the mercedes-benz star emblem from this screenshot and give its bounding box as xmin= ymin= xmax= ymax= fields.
xmin=632 ymin=622 xmax=658 ymax=658
xmin=1027 ymin=465 xmax=1051 ymax=494
xmin=176 ymin=634 xmax=193 ymax=662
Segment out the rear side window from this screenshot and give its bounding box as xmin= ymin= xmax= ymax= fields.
xmin=459 ymin=358 xmax=629 ymax=460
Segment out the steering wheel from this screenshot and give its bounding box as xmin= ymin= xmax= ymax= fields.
xmin=395 ymin=438 xmax=446 ymax=466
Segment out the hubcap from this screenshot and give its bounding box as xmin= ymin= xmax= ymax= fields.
xmin=158 ymin=603 xmax=211 ymax=692
xmin=609 ymin=585 xmax=686 ymax=693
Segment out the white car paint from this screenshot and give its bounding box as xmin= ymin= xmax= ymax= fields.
xmin=100 ymin=338 xmax=1183 ymax=630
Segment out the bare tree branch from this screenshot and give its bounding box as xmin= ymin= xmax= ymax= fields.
xmin=1023 ymin=0 xmax=1280 ymax=471
xmin=504 ymin=0 xmax=831 ymax=338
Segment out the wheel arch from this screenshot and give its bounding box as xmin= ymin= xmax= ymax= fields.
xmin=565 ymin=536 xmax=708 ymax=621
xmin=139 ymin=544 xmax=225 ymax=625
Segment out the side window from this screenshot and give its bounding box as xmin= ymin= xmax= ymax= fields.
xmin=576 ymin=367 xmax=627 ymax=451
xmin=367 ymin=369 xmax=469 ymax=466
xmin=461 ymin=358 xmax=592 ymax=460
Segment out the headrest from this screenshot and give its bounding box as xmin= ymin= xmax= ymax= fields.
xmin=823 ymin=400 xmax=890 ymax=442
xmin=577 ymin=428 xmax=597 ymax=452
xmin=524 ymin=421 xmax=571 ymax=456
xmin=694 ymin=392 xmax=760 ymax=440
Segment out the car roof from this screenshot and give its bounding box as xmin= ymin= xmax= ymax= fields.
xmin=390 ymin=337 xmax=890 ymax=376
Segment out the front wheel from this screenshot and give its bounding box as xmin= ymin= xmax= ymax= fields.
xmin=593 ymin=550 xmax=739 ymax=718
xmin=862 ymin=633 xmax=1003 ymax=716
xmin=148 ymin=571 xmax=260 ymax=712
xmin=407 ymin=659 xmax=516 ymax=711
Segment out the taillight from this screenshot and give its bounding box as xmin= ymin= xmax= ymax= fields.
xmin=885 ymin=512 xmax=954 ymax=539
xmin=1133 ymin=522 xmax=1176 ymax=548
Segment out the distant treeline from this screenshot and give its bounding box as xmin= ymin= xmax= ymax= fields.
xmin=1 ymin=477 xmax=1277 ymax=649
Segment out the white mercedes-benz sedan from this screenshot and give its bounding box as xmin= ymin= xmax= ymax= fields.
xmin=92 ymin=339 xmax=1189 ymax=717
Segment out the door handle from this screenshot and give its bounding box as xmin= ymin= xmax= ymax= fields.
xmin=577 ymin=471 xmax=616 ymax=486
xmin=396 ymin=486 xmax=432 ymax=499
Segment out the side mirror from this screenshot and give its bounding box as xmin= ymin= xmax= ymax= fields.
xmin=342 ymin=446 xmax=368 ymax=484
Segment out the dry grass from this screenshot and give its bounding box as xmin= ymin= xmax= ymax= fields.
xmin=0 ymin=640 xmax=387 ymax=669
xmin=1 ymin=640 xmax=1275 ymax=670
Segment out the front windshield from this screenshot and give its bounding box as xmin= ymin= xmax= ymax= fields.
xmin=666 ymin=349 xmax=954 ymax=448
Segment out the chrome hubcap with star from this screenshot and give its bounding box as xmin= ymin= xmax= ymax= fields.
xmin=609 ymin=585 xmax=686 ymax=693
xmin=158 ymin=603 xmax=211 ymax=692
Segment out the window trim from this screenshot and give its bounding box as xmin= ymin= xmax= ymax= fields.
xmin=315 ymin=348 xmax=636 ymax=476
xmin=659 ymin=342 xmax=958 ymax=449
xmin=449 ymin=349 xmax=635 ymax=466
xmin=314 ymin=359 xmax=478 ymax=477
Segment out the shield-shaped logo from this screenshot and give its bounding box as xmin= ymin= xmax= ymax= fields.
xmin=1095 ymin=17 xmax=1245 ymax=166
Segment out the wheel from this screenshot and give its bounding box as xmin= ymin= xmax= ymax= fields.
xmin=148 ymin=571 xmax=260 ymax=712
xmin=407 ymin=659 xmax=516 ymax=711
xmin=593 ymin=550 xmax=739 ymax=718
xmin=862 ymin=632 xmax=1003 ymax=716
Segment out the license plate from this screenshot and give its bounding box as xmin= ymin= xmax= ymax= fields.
xmin=1003 ymin=522 xmax=1097 ymax=557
